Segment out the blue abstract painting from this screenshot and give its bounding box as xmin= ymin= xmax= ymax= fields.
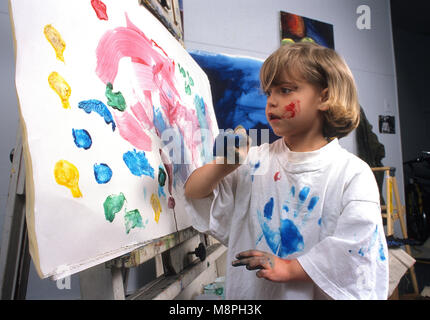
xmin=189 ymin=50 xmax=278 ymax=144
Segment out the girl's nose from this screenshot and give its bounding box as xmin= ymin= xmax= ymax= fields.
xmin=266 ymin=94 xmax=277 ymax=108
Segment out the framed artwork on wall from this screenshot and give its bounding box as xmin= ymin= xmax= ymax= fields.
xmin=280 ymin=11 xmax=335 ymax=49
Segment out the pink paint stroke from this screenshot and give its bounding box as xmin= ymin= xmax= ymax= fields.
xmin=95 ymin=14 xmax=208 ymax=169
xmin=114 ymin=111 xmax=152 ymax=151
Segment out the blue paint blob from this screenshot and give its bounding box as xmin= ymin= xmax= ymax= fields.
xmin=290 ymin=186 xmax=296 ymax=197
xmin=250 ymin=161 xmax=261 ymax=182
xmin=158 ymin=185 xmax=166 ymax=198
xmin=379 ymin=242 xmax=386 ymax=261
xmin=123 ymin=149 xmax=155 ymax=178
xmin=255 ymin=233 xmax=264 ymax=245
xmin=153 ymin=106 xmax=168 ymax=135
xmin=94 ymin=163 xmax=113 ymax=184
xmin=283 ymin=204 xmax=289 ymax=213
xmin=264 ymin=198 xmax=274 ymax=220
xmin=298 ymin=187 xmax=310 ymax=203
xmin=279 ymin=218 xmax=304 ymax=258
xmin=78 ymin=100 xmax=116 ymax=131
xmin=318 ymin=217 xmax=322 ymax=226
xmin=194 ymin=95 xmax=207 ymax=122
xmin=307 ymin=196 xmax=320 ymax=212
xmin=72 ymin=129 xmax=92 ymax=150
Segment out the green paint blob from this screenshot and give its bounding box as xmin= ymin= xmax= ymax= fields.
xmin=158 ymin=167 xmax=167 ymax=187
xmin=103 ymin=193 xmax=126 ymax=222
xmin=185 ymin=84 xmax=191 ymax=95
xmin=105 ymin=82 xmax=126 ymax=111
xmin=124 ymin=209 xmax=144 ymax=234
xmin=188 ymin=76 xmax=194 ymax=87
xmin=178 ymin=64 xmax=186 ymax=78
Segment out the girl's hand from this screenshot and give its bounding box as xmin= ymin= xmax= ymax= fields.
xmin=232 ymin=250 xmax=311 ymax=283
xmin=213 ymin=125 xmax=251 ymax=165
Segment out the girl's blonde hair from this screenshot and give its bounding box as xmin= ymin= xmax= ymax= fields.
xmin=260 ymin=42 xmax=360 ymax=139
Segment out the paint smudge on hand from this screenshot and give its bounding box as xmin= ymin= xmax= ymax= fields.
xmin=78 ymin=100 xmax=116 ymax=131
xmin=44 ymin=24 xmax=66 ymax=62
xmin=72 ymin=129 xmax=92 ymax=150
xmin=106 ymin=83 xmax=127 ymax=111
xmin=123 ymin=149 xmax=155 ymax=178
xmin=54 ymin=160 xmax=82 ymax=198
xmin=151 ymin=193 xmax=162 ymax=223
xmin=91 ymin=0 xmax=108 ymax=21
xmin=48 ymin=72 xmax=71 ymax=109
xmin=93 ymin=163 xmax=113 ymax=184
xmin=103 ymin=193 xmax=126 ymax=222
xmin=124 ymin=209 xmax=144 ymax=234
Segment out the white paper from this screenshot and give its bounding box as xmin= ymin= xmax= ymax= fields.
xmin=10 ymin=0 xmax=218 ymax=279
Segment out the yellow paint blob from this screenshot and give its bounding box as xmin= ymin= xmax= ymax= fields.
xmin=54 ymin=160 xmax=82 ymax=198
xmin=44 ymin=24 xmax=66 ymax=62
xmin=150 ymin=194 xmax=162 ymax=223
xmin=48 ymin=72 xmax=71 ymax=109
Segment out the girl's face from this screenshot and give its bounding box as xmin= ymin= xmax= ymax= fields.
xmin=265 ymin=72 xmax=327 ymax=140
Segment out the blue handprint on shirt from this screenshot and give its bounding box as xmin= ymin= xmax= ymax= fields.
xmin=256 ymin=186 xmax=320 ymax=258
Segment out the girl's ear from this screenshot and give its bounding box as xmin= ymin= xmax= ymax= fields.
xmin=318 ymin=88 xmax=329 ymax=111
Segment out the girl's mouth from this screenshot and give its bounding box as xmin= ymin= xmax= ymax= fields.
xmin=268 ymin=113 xmax=281 ymax=121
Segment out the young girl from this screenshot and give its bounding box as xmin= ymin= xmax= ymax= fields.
xmin=184 ymin=42 xmax=389 ymax=300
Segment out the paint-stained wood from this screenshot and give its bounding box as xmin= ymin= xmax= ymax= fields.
xmin=106 ymin=227 xmax=198 ymax=268
xmin=128 ymin=243 xmax=227 ymax=300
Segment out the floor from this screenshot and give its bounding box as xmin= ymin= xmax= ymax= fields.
xmin=398 ymin=238 xmax=430 ymax=299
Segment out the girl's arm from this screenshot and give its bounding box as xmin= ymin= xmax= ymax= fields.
xmin=185 ymin=126 xmax=250 ymax=199
xmin=184 ymin=160 xmax=239 ymax=199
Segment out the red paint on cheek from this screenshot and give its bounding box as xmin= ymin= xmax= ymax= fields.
xmin=91 ymin=0 xmax=109 ymax=21
xmin=282 ymin=101 xmax=301 ymax=119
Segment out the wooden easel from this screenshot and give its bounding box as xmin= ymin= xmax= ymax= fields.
xmin=1 ymin=116 xmax=227 ymax=301
xmin=372 ymin=167 xmax=419 ymax=296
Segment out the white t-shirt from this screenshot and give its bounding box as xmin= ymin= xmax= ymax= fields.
xmin=185 ymin=138 xmax=389 ymax=300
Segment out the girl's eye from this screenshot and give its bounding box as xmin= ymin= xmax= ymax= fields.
xmin=265 ymin=90 xmax=272 ymax=97
xmin=280 ymin=87 xmax=292 ymax=94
